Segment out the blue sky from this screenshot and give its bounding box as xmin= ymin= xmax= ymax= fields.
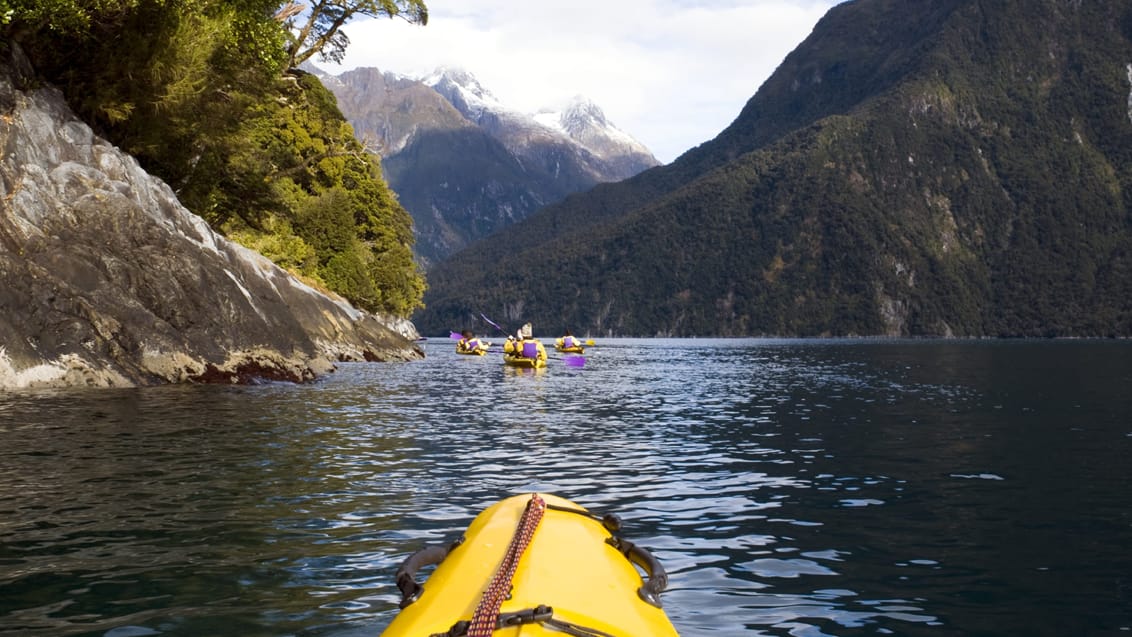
xmin=331 ymin=0 xmax=845 ymax=163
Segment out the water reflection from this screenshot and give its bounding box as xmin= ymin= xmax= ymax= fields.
xmin=2 ymin=340 xmax=1131 ymax=636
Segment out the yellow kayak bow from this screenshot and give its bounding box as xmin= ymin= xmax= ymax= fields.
xmin=381 ymin=493 xmax=678 ymax=636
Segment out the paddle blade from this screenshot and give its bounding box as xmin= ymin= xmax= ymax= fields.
xmin=450 ymin=331 xmax=463 ymax=340
xmin=480 ymin=314 xmax=505 ymax=332
xmin=564 ymin=355 xmax=585 ymax=367
xmin=585 ymin=339 xmax=595 ymax=346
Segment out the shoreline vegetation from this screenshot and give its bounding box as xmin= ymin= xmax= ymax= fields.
xmin=1 ymin=1 xmax=428 ymax=318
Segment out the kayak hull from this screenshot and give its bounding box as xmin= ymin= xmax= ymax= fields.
xmin=380 ymin=493 xmax=678 ymax=637
xmin=554 ymin=345 xmax=585 ymax=354
xmin=503 ymin=354 xmax=546 ymax=368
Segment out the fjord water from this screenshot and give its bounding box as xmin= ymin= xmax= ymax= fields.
xmin=2 ymin=339 xmax=1130 ymax=637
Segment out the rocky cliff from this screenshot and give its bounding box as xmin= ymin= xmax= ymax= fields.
xmin=0 ymin=48 xmax=422 ymax=389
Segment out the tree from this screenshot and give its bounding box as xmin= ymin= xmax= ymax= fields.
xmin=4 ymin=0 xmax=425 ymax=318
xmin=278 ymin=0 xmax=427 ymax=69
xmin=0 ymin=0 xmax=140 ymax=37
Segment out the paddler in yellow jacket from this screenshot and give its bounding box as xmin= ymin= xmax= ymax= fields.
xmin=456 ymin=329 xmax=489 ymax=354
xmin=555 ymin=328 xmax=585 ymax=353
xmin=504 ymin=323 xmax=547 ymax=363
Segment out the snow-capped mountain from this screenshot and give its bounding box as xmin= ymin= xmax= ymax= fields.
xmin=316 ymin=66 xmax=472 ymax=157
xmin=424 ymin=68 xmax=657 ymax=182
xmin=314 ymin=65 xmax=660 ymax=269
xmin=535 ymin=95 xmax=658 ymax=178
xmin=421 ymin=67 xmax=507 ymax=124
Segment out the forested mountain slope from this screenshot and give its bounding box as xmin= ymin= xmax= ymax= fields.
xmin=414 ymin=0 xmax=1132 ymax=337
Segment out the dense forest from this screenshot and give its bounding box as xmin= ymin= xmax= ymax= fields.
xmin=0 ymin=0 xmax=426 ymax=317
xmin=413 ymin=0 xmax=1132 ymax=337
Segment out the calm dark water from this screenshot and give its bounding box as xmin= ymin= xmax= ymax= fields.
xmin=1 ymin=339 xmax=1131 ymax=637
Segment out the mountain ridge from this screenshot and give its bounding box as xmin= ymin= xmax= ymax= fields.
xmin=412 ymin=0 xmax=1132 ymax=337
xmin=316 ymin=65 xmax=660 ymax=268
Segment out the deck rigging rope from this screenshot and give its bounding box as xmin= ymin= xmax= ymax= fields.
xmin=466 ymin=494 xmax=547 ymax=637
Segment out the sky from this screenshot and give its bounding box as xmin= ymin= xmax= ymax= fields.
xmin=330 ymin=1 xmax=845 ymax=164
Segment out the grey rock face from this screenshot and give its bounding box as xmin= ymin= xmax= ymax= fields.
xmin=0 ymin=52 xmax=422 ymax=389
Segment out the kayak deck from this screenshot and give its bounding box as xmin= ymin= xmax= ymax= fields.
xmin=380 ymin=493 xmax=678 ymax=637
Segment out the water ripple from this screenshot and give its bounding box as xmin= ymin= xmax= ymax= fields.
xmin=2 ymin=340 xmax=1131 ymax=636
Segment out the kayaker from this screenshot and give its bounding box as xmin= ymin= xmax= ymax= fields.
xmin=456 ymin=330 xmax=488 ymax=354
xmin=555 ymin=329 xmax=584 ymax=352
xmin=504 ymin=323 xmax=547 ymax=363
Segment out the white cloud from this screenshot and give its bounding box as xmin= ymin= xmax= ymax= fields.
xmin=333 ymin=0 xmax=844 ymax=163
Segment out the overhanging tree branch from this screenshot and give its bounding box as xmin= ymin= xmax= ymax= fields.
xmin=277 ymin=0 xmax=427 ymax=70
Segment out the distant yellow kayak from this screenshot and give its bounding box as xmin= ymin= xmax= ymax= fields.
xmin=555 ymin=336 xmax=592 ymax=354
xmin=380 ymin=493 xmax=678 ymax=637
xmin=503 ymin=339 xmax=547 ymax=368
xmin=503 ymin=353 xmax=547 ymax=368
xmin=456 ymin=340 xmax=491 ymax=355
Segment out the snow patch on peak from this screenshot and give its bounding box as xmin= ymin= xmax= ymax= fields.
xmin=533 ymin=95 xmax=610 ymax=136
xmin=422 ymin=66 xmax=478 ymax=90
xmin=413 ymin=67 xmax=657 ymax=171
xmin=534 ymin=96 xmax=644 ymax=153
xmin=532 ymin=110 xmax=567 ymax=136
xmin=562 ymin=100 xmax=613 ymax=138
xmin=562 ymin=95 xmax=607 ymax=125
xmin=422 ymin=66 xmax=506 ymax=118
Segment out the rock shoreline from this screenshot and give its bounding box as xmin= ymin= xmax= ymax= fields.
xmin=0 ymin=45 xmax=422 ymax=389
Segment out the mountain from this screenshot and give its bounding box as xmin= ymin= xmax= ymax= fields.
xmin=534 ymin=96 xmax=659 ymax=178
xmin=321 ymin=66 xmax=471 ymax=156
xmin=412 ymin=0 xmax=1132 ymax=337
xmin=317 ymin=66 xmax=659 ymax=268
xmin=421 ymin=68 xmax=657 ymax=182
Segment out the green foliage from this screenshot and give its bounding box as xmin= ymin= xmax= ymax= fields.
xmin=0 ymin=0 xmax=142 ymax=35
xmin=245 ymin=74 xmax=425 ymax=315
xmin=281 ymin=0 xmax=427 ymax=69
xmin=295 ymin=187 xmax=357 ymax=255
xmin=4 ymin=0 xmax=425 ymax=318
xmin=225 ymin=217 xmax=319 ymax=277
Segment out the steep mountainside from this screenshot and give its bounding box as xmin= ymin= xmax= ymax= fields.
xmin=318 ymin=67 xmax=659 ymax=268
xmin=322 ymin=67 xmax=471 ymax=156
xmin=413 ymin=0 xmax=1132 ymax=337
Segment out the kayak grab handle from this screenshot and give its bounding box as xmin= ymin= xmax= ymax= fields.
xmin=546 ymin=502 xmax=622 ymax=533
xmin=395 ymin=537 xmax=464 ymax=609
xmin=605 ymin=536 xmax=669 ymax=608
